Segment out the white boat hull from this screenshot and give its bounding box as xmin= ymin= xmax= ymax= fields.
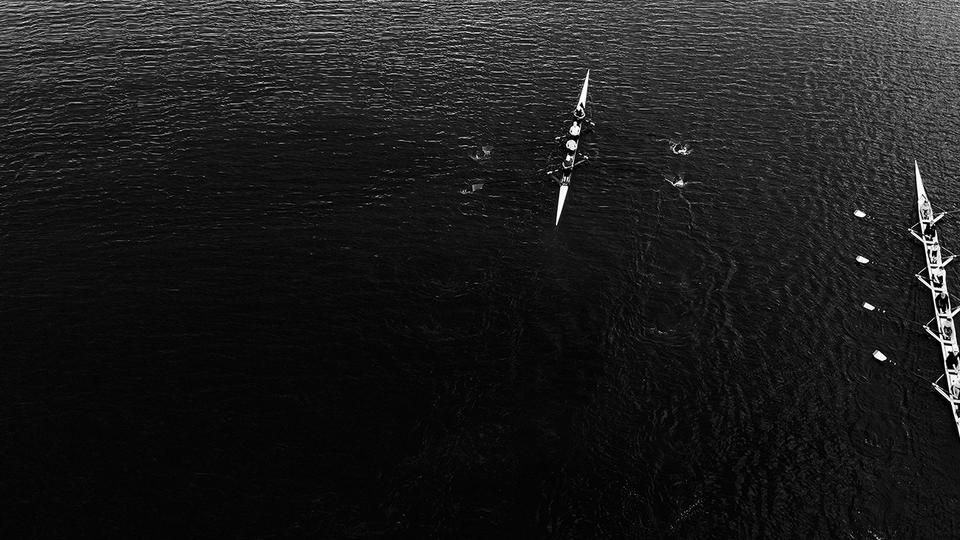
xmin=913 ymin=161 xmax=960 ymax=440
xmin=555 ymin=70 xmax=590 ymax=226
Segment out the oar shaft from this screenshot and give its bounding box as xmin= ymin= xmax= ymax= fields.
xmin=861 ymin=301 xmax=930 ymax=330
xmin=871 ymin=350 xmax=941 ymax=385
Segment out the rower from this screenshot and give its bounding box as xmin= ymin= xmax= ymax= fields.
xmin=947 ymin=348 xmax=959 ymax=369
xmin=565 ymin=139 xmax=578 ymax=153
xmin=925 ymin=219 xmax=937 ymax=240
xmin=562 ymin=153 xmax=575 ymax=169
xmin=569 ymin=122 xmax=581 ymax=137
xmin=933 ymin=268 xmax=945 ymax=287
xmin=937 ymin=292 xmax=950 ymax=312
xmin=944 ymin=321 xmax=954 ymax=341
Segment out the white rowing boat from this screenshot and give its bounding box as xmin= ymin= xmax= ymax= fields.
xmin=910 ymin=161 xmax=960 ymax=440
xmin=555 ymin=70 xmax=590 ymax=226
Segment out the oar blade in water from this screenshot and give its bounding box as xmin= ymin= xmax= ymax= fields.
xmin=856 ymin=255 xmax=870 ymax=264
xmin=872 ymin=350 xmax=888 ymax=362
xmin=863 ymin=302 xmax=876 ymax=311
xmin=854 ymin=209 xmax=867 ymax=218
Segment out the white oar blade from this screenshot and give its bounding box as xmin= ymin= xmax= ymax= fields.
xmin=854 ymin=210 xmax=867 ymax=218
xmin=856 ymin=255 xmax=870 ymax=264
xmin=555 ymin=185 xmax=569 ymax=226
xmin=872 ymin=350 xmax=888 ymax=362
xmin=862 ymin=302 xmax=876 ymax=311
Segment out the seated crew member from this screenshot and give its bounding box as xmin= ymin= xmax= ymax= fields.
xmin=921 ymin=198 xmax=933 ymax=221
xmin=946 ymin=348 xmax=959 ymax=369
xmin=934 ymin=269 xmax=945 ymax=287
xmin=937 ymin=292 xmax=950 ymax=312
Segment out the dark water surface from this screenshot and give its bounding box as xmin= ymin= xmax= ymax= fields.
xmin=3 ymin=0 xmax=960 ymax=537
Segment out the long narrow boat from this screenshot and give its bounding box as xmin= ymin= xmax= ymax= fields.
xmin=910 ymin=160 xmax=960 ymax=440
xmin=555 ymin=70 xmax=590 ymax=226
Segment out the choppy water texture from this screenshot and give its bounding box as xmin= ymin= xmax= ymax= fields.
xmin=3 ymin=0 xmax=960 ymax=537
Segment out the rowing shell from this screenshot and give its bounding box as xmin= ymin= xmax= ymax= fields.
xmin=911 ymin=160 xmax=960 ymax=440
xmin=556 ymin=70 xmax=590 ymax=226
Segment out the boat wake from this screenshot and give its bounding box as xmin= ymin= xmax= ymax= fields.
xmin=665 ymin=174 xmax=696 ymax=188
xmin=469 ymin=145 xmax=493 ymax=162
xmin=663 ymin=174 xmax=698 ymax=230
xmin=669 ymin=492 xmax=704 ymax=533
xmin=644 ymin=326 xmax=672 ymax=336
xmin=670 ymin=140 xmax=693 ymax=155
xmin=459 ymin=182 xmax=485 ymax=194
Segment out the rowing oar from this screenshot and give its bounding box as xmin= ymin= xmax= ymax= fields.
xmin=545 ymin=156 xmax=590 ymax=177
xmin=854 ymin=255 xmax=906 ymax=274
xmin=854 ymin=254 xmax=915 ymax=276
xmin=856 ymin=255 xmax=960 ymax=305
xmin=853 ymin=209 xmax=920 ymax=238
xmin=856 ymin=207 xmax=960 ymax=251
xmin=853 ymin=255 xmax=918 ymax=287
xmin=867 ymin=349 xmax=943 ymax=388
xmin=855 ymin=255 xmax=926 ymax=278
xmin=910 ymin=207 xmax=960 ymax=217
xmin=865 ymin=305 xmax=950 ymax=390
xmin=860 ymin=301 xmax=930 ymax=332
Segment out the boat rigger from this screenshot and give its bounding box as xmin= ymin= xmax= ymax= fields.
xmin=910 ymin=161 xmax=960 ymax=440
